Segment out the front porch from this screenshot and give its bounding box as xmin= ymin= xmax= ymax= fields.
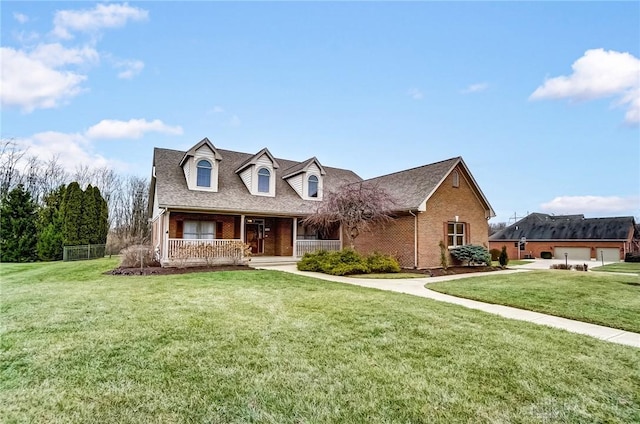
xmin=154 ymin=210 xmax=342 ymax=267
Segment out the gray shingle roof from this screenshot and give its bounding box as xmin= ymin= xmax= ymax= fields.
xmin=490 ymin=213 xmax=636 ymax=241
xmin=152 ymin=147 xmax=361 ymax=216
xmin=282 ymin=157 xmax=326 ymax=178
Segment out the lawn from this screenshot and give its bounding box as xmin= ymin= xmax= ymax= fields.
xmin=591 ymin=262 xmax=640 ymax=274
xmin=429 ymin=270 xmax=640 ymax=333
xmin=1 ymin=260 xmax=639 ymax=423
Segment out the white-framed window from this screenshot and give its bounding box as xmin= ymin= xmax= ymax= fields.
xmin=197 ymin=160 xmax=212 ymax=187
xmin=447 ymin=222 xmax=465 ymax=247
xmin=184 ymin=221 xmax=215 ymax=239
xmin=452 ymin=170 xmax=459 ymax=188
xmin=308 ymin=175 xmax=319 ymax=198
xmin=257 ymin=168 xmax=270 ymax=193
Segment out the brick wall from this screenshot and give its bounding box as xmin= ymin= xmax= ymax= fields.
xmin=489 ymin=240 xmax=626 ymax=260
xmin=353 ymin=164 xmax=490 ymax=268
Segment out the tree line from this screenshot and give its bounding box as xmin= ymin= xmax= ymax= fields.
xmin=0 ymin=139 xmax=150 ymax=262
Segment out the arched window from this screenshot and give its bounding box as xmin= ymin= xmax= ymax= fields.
xmin=308 ymin=175 xmax=318 ymax=198
xmin=257 ymin=168 xmax=270 ymax=193
xmin=452 ymin=170 xmax=459 ymax=188
xmin=197 ymin=160 xmax=212 ymax=187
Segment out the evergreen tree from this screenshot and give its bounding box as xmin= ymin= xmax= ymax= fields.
xmin=0 ymin=184 xmax=38 ymax=262
xmin=499 ymin=245 xmax=509 ymax=268
xmin=93 ymin=185 xmax=109 ymax=244
xmin=81 ymin=184 xmax=97 ymax=244
xmin=37 ymin=185 xmax=66 ymax=261
xmin=62 ymin=182 xmax=84 ymax=246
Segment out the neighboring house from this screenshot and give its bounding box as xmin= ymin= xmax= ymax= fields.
xmin=149 ymin=138 xmax=495 ymax=268
xmin=489 ymin=213 xmax=639 ymax=261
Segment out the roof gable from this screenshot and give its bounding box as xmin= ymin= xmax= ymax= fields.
xmin=179 ymin=137 xmax=222 ymax=166
xmin=282 ymin=157 xmax=327 ymax=179
xmin=235 ymin=148 xmax=280 ymax=173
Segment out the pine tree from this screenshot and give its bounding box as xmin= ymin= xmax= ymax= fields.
xmin=0 ymin=184 xmax=38 ymax=262
xmin=37 ymin=185 xmax=66 ymax=261
xmin=81 ymin=184 xmax=97 ymax=244
xmin=62 ymin=182 xmax=84 ymax=246
xmin=499 ymin=245 xmax=509 ymax=268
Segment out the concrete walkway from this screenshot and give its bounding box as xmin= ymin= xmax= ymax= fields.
xmin=255 ymin=264 xmax=640 ymax=348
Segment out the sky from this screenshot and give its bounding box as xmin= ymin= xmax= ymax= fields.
xmin=1 ymin=1 xmax=639 ymax=223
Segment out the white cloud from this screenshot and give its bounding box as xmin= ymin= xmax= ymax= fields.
xmin=85 ymin=119 xmax=183 ymax=139
xmin=115 ymin=59 xmax=144 ymax=79
xmin=30 ymin=43 xmax=99 ymax=67
xmin=530 ymin=49 xmax=640 ymax=124
xmin=211 ymin=106 xmax=225 ymax=113
xmin=540 ymin=195 xmax=639 ymax=215
xmin=13 ymin=12 xmax=29 ymax=24
xmin=0 ymin=46 xmax=87 ymax=112
xmin=461 ymin=82 xmax=488 ymax=94
xmin=407 ymin=88 xmax=424 ymax=100
xmin=52 ymin=3 xmax=148 ymax=39
xmin=229 ymin=115 xmax=242 ymax=127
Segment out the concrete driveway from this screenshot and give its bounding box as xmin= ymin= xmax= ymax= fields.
xmin=507 ymin=258 xmax=615 ymax=270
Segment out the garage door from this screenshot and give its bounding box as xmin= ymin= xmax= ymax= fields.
xmin=554 ymin=247 xmax=591 ymax=261
xmin=595 ymin=248 xmax=620 ymax=262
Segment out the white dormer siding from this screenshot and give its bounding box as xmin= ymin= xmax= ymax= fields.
xmin=284 ymin=162 xmax=323 ymax=200
xmin=183 ymin=145 xmax=220 ymax=192
xmin=238 ymin=153 xmax=276 ymax=197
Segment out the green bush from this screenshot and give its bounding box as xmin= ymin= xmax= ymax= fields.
xmin=297 ymin=250 xmax=331 ymax=272
xmin=540 ymin=251 xmax=552 ymax=259
xmin=366 ymin=252 xmax=401 ymax=273
xmin=297 ymin=249 xmax=400 ymax=276
xmin=450 ymin=245 xmax=491 ymax=266
xmin=625 ymin=252 xmax=640 ymax=263
xmin=490 ymin=248 xmax=501 ymax=261
xmin=498 ymin=246 xmax=509 ymax=267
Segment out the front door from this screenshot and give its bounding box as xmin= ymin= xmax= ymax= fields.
xmin=245 ymin=220 xmax=264 ymax=254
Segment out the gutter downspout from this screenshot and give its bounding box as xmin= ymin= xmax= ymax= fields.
xmin=408 ymin=210 xmax=418 ymax=268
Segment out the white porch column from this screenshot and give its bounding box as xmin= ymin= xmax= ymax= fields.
xmin=162 ymin=210 xmax=170 ymax=262
xmin=292 ymin=217 xmax=298 ymax=257
xmin=240 ymin=215 xmax=245 ymax=242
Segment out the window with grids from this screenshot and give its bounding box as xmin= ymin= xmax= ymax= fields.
xmin=196 ymin=160 xmax=212 ymax=187
xmin=308 ymin=175 xmax=318 ymax=198
xmin=447 ymin=222 xmax=465 ymax=247
xmin=257 ymin=168 xmax=270 ymax=193
xmin=184 ymin=221 xmax=215 ymax=239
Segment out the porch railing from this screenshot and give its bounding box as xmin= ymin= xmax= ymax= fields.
xmin=295 ymin=240 xmax=341 ymax=257
xmin=167 ymin=239 xmax=246 ymax=264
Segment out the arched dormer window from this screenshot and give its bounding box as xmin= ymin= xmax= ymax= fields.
xmin=197 ymin=160 xmax=212 ymax=187
xmin=308 ymin=175 xmax=319 ymax=198
xmin=257 ymin=168 xmax=270 ymax=193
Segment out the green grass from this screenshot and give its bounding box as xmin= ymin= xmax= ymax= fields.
xmin=1 ymin=260 xmax=639 ymax=423
xmin=591 ymin=262 xmax=640 ymax=274
xmin=491 ymin=260 xmax=533 ymax=267
xmin=429 ymin=270 xmax=640 ymax=333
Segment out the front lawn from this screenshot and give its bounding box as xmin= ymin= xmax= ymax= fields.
xmin=591 ymin=262 xmax=640 ymax=274
xmin=1 ymin=260 xmax=639 ymax=423
xmin=429 ymin=270 xmax=640 ymax=333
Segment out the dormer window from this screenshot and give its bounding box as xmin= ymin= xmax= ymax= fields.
xmin=257 ymin=168 xmax=271 ymax=193
xmin=308 ymin=175 xmax=318 ymax=198
xmin=197 ymin=160 xmax=212 ymax=187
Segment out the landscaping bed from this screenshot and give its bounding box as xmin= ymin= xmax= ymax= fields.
xmin=108 ymin=264 xmax=254 ymax=276
xmin=406 ymin=265 xmax=504 ymax=277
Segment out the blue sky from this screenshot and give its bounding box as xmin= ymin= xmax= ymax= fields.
xmin=2 ymin=1 xmax=639 ymax=223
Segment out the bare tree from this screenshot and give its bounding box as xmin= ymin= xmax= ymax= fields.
xmin=303 ymin=182 xmax=396 ymax=249
xmin=0 ymin=139 xmax=27 ymax=197
xmin=489 ymin=222 xmax=507 ymax=236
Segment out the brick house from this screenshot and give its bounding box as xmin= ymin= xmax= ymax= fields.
xmin=149 ymin=138 xmax=495 ymax=268
xmin=489 ymin=213 xmax=639 ymax=261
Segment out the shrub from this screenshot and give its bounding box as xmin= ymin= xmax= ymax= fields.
xmin=322 ymin=249 xmax=369 ymax=276
xmin=574 ymin=264 xmax=588 ymax=271
xmin=550 ymin=264 xmax=572 ymax=270
xmin=499 ymin=246 xmax=509 ymax=267
xmin=540 ymin=251 xmax=553 ymax=259
xmin=366 ymin=252 xmax=401 ymax=273
xmin=297 ymin=250 xmax=331 ymax=272
xmin=450 ymin=245 xmax=491 ymax=266
xmin=490 ymin=248 xmax=501 ymax=261
xmin=625 ymin=252 xmax=640 ymax=263
xmin=119 ymin=245 xmax=160 ymax=268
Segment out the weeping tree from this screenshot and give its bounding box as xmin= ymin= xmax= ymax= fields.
xmin=303 ymin=182 xmax=396 ymax=249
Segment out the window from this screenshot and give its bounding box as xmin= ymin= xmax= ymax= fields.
xmin=257 ymin=168 xmax=270 ymax=193
xmin=452 ymin=170 xmax=459 ymax=188
xmin=447 ymin=222 xmax=465 ymax=247
xmin=308 ymin=175 xmax=318 ymax=198
xmin=184 ymin=221 xmax=215 ymax=239
xmin=196 ymin=160 xmax=212 ymax=187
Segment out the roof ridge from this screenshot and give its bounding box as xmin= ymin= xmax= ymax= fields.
xmin=362 ymin=156 xmax=461 ymax=182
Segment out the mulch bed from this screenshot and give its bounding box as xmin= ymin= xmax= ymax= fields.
xmin=107 ymin=265 xmax=255 ymax=276
xmin=405 ymin=266 xmax=503 ymax=277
